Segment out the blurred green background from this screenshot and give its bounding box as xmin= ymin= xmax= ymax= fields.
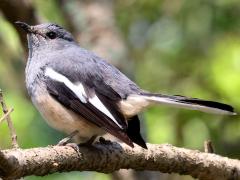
xmin=0 ymin=0 xmax=239 ymax=180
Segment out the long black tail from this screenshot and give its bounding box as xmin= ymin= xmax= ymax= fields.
xmin=140 ymin=93 xmax=236 ymax=115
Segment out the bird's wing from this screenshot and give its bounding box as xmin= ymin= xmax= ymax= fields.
xmin=44 ymin=67 xmax=133 ymax=147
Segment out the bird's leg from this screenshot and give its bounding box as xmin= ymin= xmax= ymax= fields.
xmin=57 ymin=130 xmax=79 ymax=146
xmin=78 ymin=135 xmax=97 ymax=147
xmin=57 ymin=130 xmax=82 ymax=157
xmin=99 ymin=136 xmax=112 ymax=145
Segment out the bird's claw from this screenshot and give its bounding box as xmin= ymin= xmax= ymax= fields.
xmin=57 ymin=130 xmax=79 ymax=146
xmin=99 ymin=137 xmax=112 ymax=145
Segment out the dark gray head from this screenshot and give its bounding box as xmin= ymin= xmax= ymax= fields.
xmin=15 ymin=21 xmax=75 ymax=50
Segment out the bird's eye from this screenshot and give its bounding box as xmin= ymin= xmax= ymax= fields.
xmin=46 ymin=31 xmax=57 ymax=39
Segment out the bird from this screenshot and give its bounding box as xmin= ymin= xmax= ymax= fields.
xmin=15 ymin=21 xmax=236 ymax=149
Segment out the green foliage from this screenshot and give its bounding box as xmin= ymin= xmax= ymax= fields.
xmin=33 ymin=0 xmax=66 ymax=25
xmin=25 ymin=172 xmax=110 ymax=180
xmin=210 ymin=37 xmax=240 ymax=105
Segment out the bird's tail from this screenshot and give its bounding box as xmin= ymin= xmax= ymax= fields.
xmin=124 ymin=92 xmax=236 ymax=115
xmin=137 ymin=93 xmax=236 ymax=115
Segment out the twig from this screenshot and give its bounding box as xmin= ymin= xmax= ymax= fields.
xmin=204 ymin=140 xmax=214 ymax=153
xmin=0 ymin=143 xmax=239 ymax=180
xmin=0 ymin=108 xmax=14 ymax=124
xmin=0 ymin=89 xmax=19 ymax=148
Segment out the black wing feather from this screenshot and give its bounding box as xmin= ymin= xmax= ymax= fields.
xmin=46 ymin=79 xmax=134 ymax=147
xmin=127 ymin=116 xmax=147 ymax=149
xmin=85 ymin=78 xmax=128 ymax=129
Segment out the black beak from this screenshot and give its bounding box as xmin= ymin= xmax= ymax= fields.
xmin=15 ymin=21 xmax=33 ymax=33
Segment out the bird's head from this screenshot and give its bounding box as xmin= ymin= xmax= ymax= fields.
xmin=15 ymin=21 xmax=75 ymax=50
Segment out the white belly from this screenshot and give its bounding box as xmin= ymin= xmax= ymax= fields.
xmin=32 ymin=87 xmax=105 ymax=143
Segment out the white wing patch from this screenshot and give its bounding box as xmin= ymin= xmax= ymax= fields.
xmin=89 ymin=95 xmax=123 ymax=128
xmin=45 ymin=67 xmax=87 ymax=103
xmin=45 ymin=67 xmax=123 ymax=128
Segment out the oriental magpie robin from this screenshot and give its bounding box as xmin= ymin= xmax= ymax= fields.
xmin=15 ymin=21 xmax=236 ymax=149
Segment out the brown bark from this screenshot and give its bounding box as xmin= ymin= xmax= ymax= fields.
xmin=0 ymin=143 xmax=239 ymax=180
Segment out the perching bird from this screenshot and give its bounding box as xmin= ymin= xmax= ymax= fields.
xmin=16 ymin=21 xmax=236 ymax=149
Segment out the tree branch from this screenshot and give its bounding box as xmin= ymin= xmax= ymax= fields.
xmin=0 ymin=143 xmax=239 ymax=180
xmin=0 ymin=108 xmax=13 ymax=124
xmin=0 ymin=90 xmax=18 ymax=149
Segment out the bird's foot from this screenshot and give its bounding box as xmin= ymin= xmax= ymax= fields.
xmin=99 ymin=137 xmax=113 ymax=145
xmin=57 ymin=130 xmax=79 ymax=146
xmin=63 ymin=143 xmax=81 ymax=156
xmin=56 ymin=130 xmax=81 ymax=156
